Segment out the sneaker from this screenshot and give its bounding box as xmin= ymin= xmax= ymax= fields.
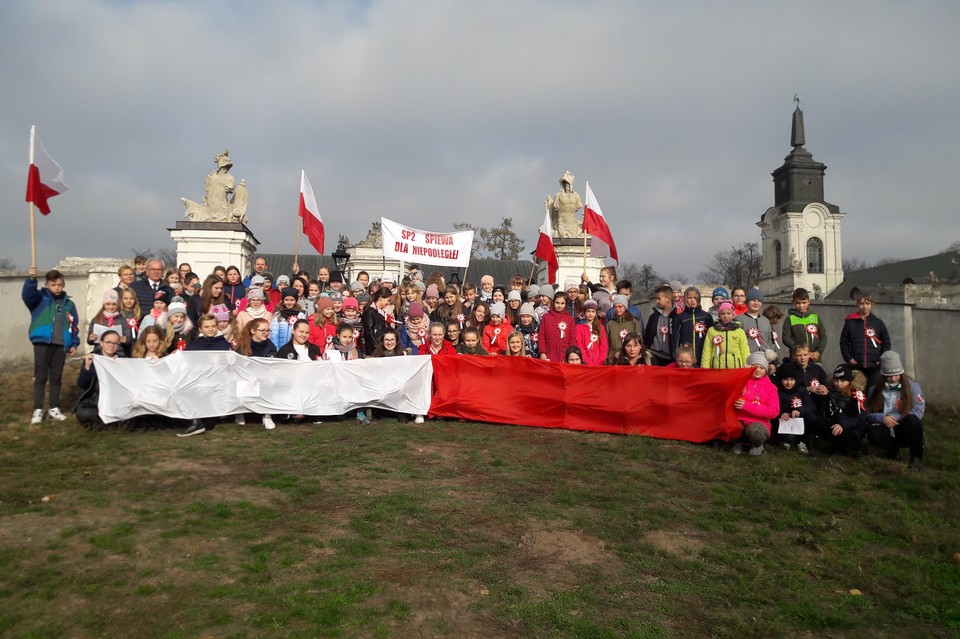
xmin=414 ymin=415 xmax=425 ymax=424
xmin=356 ymin=411 xmax=371 ymax=425
xmin=908 ymin=457 xmax=922 ymax=471
xmin=30 ymin=409 xmax=44 ymax=424
xmin=48 ymin=407 xmax=67 ymax=422
xmin=782 ymin=442 xmax=792 ymax=451
xmin=177 ymin=420 xmax=206 ymax=438
xmin=732 ymin=442 xmax=743 ymax=455
xmin=262 ymin=415 xmax=275 ymax=430
xmin=797 ymin=442 xmax=809 ymax=455
xmin=312 ymin=417 xmax=324 ymax=424
xmin=748 ymin=444 xmax=765 ymax=456
xmin=234 ymin=414 xmax=246 ymax=425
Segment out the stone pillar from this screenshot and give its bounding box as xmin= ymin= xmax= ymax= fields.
xmin=169 ymin=221 xmax=259 ymax=278
xmin=537 ymin=237 xmax=606 ymax=286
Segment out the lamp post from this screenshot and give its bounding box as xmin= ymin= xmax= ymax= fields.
xmin=332 ymin=237 xmax=351 ymax=282
xmin=449 ymin=271 xmax=461 ymax=286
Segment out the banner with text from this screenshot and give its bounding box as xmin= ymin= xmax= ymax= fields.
xmin=381 ymin=217 xmax=474 ymax=268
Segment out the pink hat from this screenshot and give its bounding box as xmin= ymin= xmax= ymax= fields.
xmin=718 ymin=300 xmax=735 ymax=312
xmin=425 ymin=284 xmax=440 ymax=299
xmin=343 ymin=297 xmax=359 ymax=311
xmin=102 ymin=289 xmax=119 ymax=304
xmin=408 ymin=302 xmax=424 ymax=318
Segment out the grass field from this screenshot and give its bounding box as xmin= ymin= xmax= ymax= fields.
xmin=0 ymin=361 xmax=957 ymax=638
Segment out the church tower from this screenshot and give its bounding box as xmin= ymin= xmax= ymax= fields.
xmin=757 ymin=101 xmax=844 ymax=298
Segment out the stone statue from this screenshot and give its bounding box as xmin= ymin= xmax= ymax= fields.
xmin=545 ymin=170 xmax=583 ymax=238
xmin=181 ymin=150 xmax=249 ymax=223
xmin=790 ymin=248 xmax=803 ymax=273
xmin=355 ymin=222 xmax=383 ymax=248
xmin=812 ymin=283 xmax=823 ymax=300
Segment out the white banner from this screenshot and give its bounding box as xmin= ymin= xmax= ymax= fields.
xmin=380 ymin=217 xmax=474 ymax=268
xmin=94 ymin=351 xmax=434 ymax=423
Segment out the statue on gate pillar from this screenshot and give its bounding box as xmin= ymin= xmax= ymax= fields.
xmin=545 ymin=170 xmax=583 ymax=238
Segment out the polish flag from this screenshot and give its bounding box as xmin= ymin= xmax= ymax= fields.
xmin=299 ymin=170 xmax=324 ymax=254
xmin=535 ymin=206 xmax=559 ymax=284
xmin=25 ymin=126 xmax=69 ymax=215
xmin=582 ymin=181 xmax=619 ymax=264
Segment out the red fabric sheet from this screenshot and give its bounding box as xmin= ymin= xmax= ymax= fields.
xmin=429 ymin=355 xmax=754 ymax=442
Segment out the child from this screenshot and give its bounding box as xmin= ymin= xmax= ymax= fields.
xmin=700 ymin=301 xmax=749 ymax=369
xmin=762 ymin=304 xmax=785 ymax=367
xmin=339 ymin=297 xmax=364 ymax=355
xmin=23 ymin=267 xmax=80 ymax=423
xmin=576 ymin=300 xmax=608 ymax=366
xmin=269 ymin=287 xmax=305 ymax=349
xmin=669 ymin=280 xmax=685 ymax=313
xmin=309 ymin=297 xmax=338 ymax=350
xmin=670 ymin=287 xmax=713 ymax=367
xmin=504 ymin=331 xmax=528 ymax=357
xmin=456 ymin=327 xmax=489 ymax=356
xmin=213 ymin=305 xmax=237 ymax=348
xmin=186 ymin=314 xmax=232 ymax=351
xmin=538 ymin=292 xmax=576 ymax=362
xmin=478 ymin=275 xmax=495 ymax=302
xmin=605 ymin=294 xmax=642 ymax=365
xmin=132 ymin=325 xmax=166 ymax=359
xmin=119 ymin=288 xmax=141 ymax=354
xmin=565 ymin=345 xmax=583 ymax=364
xmin=87 ymin=289 xmax=133 ymax=352
xmin=708 ymin=287 xmax=729 ymax=322
xmin=738 ymin=289 xmax=776 ymax=366
xmin=515 ymin=302 xmax=540 ymax=359
xmin=772 ymin=361 xmax=816 ymax=453
xmin=839 ymin=293 xmax=891 ymax=387
xmin=467 ymin=301 xmax=491 ymax=333
xmin=435 ymin=285 xmax=464 ymax=325
xmin=505 ymin=290 xmax=523 ymax=326
xmin=423 ymin=284 xmax=441 ymax=320
xmin=822 ymin=364 xmax=869 ymax=457
xmin=482 ymin=302 xmax=512 ymax=354
xmin=669 ymin=344 xmax=696 ymax=369
xmin=400 ymin=302 xmax=430 ymax=354
xmin=783 ymin=343 xmax=829 ymax=416
xmin=445 ymin=321 xmax=462 ymax=348
xmin=535 ymin=286 xmax=554 ymax=323
xmin=324 ymin=323 xmax=360 ymax=361
xmin=604 ymin=280 xmax=643 ymax=324
xmin=75 ymin=330 xmax=124 ymax=427
xmin=419 ymin=322 xmax=456 ymax=355
xmin=865 ymin=351 xmax=926 ymax=471
xmin=643 ymin=285 xmax=675 ymax=366
xmin=164 ymin=299 xmax=194 ymax=353
xmin=139 ymin=289 xmax=171 ymax=330
xmin=781 ymin=287 xmax=826 ymax=363
xmin=278 ymin=319 xmax=322 ymax=360
xmin=732 ymin=352 xmax=780 ymax=456
xmin=612 ymin=332 xmax=648 ymax=366
xmin=730 ymin=287 xmax=748 ymax=315
xmin=236 ymin=288 xmax=270 ymax=332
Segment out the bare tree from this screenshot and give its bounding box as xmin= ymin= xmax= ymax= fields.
xmin=698 ymin=242 xmax=761 ymax=289
xmin=939 ymin=240 xmax=960 ymax=254
xmin=479 ymin=217 xmax=526 ymax=261
xmin=842 ymin=256 xmax=872 ymax=273
xmin=453 ymin=222 xmax=483 ymax=259
xmin=620 ymin=262 xmax=663 ymax=296
xmin=0 ymin=257 xmax=15 ymax=270
xmin=132 ymin=247 xmax=178 ymax=268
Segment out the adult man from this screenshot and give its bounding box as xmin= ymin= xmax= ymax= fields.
xmin=243 ymin=257 xmax=268 ymax=287
xmin=132 ymin=259 xmax=174 ymax=314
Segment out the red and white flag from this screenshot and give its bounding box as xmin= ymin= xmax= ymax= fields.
xmin=582 ymin=181 xmax=619 ymax=263
xmin=25 ymin=126 xmax=69 ymax=215
xmin=299 ymin=170 xmax=324 ymax=254
xmin=535 ymin=206 xmax=559 ymax=284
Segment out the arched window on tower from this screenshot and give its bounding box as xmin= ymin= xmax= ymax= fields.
xmin=774 ymin=241 xmax=782 ymax=274
xmin=807 ymin=237 xmax=824 ymax=274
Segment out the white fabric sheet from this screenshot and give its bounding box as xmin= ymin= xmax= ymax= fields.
xmin=94 ymin=352 xmax=434 ymax=423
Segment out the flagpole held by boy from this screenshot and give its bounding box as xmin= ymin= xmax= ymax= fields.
xmin=25 ymin=125 xmax=69 ymax=268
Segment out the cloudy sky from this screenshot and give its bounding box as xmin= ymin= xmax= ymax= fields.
xmin=2 ymin=1 xmax=957 ymax=279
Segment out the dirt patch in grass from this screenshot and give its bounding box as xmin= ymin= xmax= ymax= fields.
xmin=642 ymin=530 xmax=706 ymax=556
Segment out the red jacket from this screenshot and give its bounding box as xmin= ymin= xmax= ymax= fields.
xmin=419 ymin=341 xmax=456 ymax=356
xmin=538 ymin=308 xmax=576 ymax=362
xmin=576 ymin=323 xmax=608 ymax=366
xmin=482 ymin=320 xmax=512 ymax=354
xmin=308 ymin=316 xmax=337 ymax=349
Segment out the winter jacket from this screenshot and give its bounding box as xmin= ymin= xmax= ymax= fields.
xmin=538 ymin=308 xmax=577 ymax=362
xmin=455 ymin=343 xmax=489 ymax=356
xmin=839 ymin=313 xmax=891 ymax=370
xmin=362 ymin=306 xmax=391 ymax=356
xmin=515 ymin=321 xmax=540 ymax=359
xmin=866 ymin=379 xmax=925 ymax=424
xmin=482 ymin=321 xmax=512 ymax=354
xmin=418 ymin=341 xmax=456 ymax=356
xmin=131 ymin=279 xmax=174 ymax=318
xmin=605 ymin=303 xmax=644 ymax=325
xmin=738 ymin=312 xmax=774 ymax=357
xmin=270 ymin=310 xmax=306 ymax=350
xmin=223 ymin=282 xmax=247 ymax=307
xmin=576 ymin=323 xmax=608 ymax=366
xmin=643 ymin=306 xmax=674 ymax=360
xmin=775 ymin=360 xmax=828 ymax=391
xmin=701 ymin=323 xmax=750 ymax=369
xmin=670 ymin=307 xmax=714 ymax=366
xmin=776 ymin=386 xmax=817 ymax=421
xmin=278 ymin=340 xmax=322 ymax=361
xmin=241 ymin=339 xmax=278 ymax=358
xmin=825 ymin=389 xmax=868 ymax=434
xmin=185 ymin=334 xmax=232 ymax=351
xmin=22 ymin=279 xmax=80 ymax=351
xmin=605 ymin=313 xmax=643 ymax=365
xmin=734 ymin=375 xmax=780 ymax=433
xmin=782 ymin=308 xmax=826 ymax=356
xmin=308 ymin=317 xmax=338 ymax=350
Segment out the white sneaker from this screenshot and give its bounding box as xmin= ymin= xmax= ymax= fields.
xmin=31 ymin=409 xmax=44 ymax=424
xmin=48 ymin=407 xmax=67 ymax=422
xmin=797 ymin=442 xmax=809 ymax=455
xmin=262 ymin=415 xmax=275 ymax=430
xmin=782 ymin=442 xmax=792 ymax=450
xmin=414 ymin=415 xmax=425 ymax=424
xmin=234 ymin=414 xmax=246 ymax=425
xmin=732 ymin=442 xmax=743 ymax=455
xmin=748 ymin=444 xmax=765 ymax=456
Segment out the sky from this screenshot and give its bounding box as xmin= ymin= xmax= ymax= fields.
xmin=2 ymin=0 xmax=958 ymax=280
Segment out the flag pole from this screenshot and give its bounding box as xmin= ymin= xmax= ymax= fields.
xmin=28 ymin=126 xmax=37 ymax=269
xmin=527 ymin=260 xmax=536 ymax=286
xmin=294 ymin=216 xmax=301 ymax=266
xmin=582 ymin=180 xmax=588 ymax=274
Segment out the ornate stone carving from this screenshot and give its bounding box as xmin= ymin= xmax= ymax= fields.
xmin=354 ymin=222 xmax=383 ymax=248
xmin=545 ymin=170 xmax=583 ymax=238
xmin=181 ymin=150 xmax=249 ymax=224
xmin=790 ymin=248 xmax=803 ymax=273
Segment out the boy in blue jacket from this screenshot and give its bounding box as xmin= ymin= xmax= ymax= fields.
xmin=23 ymin=266 xmax=80 ymax=424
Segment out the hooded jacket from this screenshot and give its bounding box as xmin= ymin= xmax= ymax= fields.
xmin=839 ymin=313 xmax=891 ymax=370
xmin=538 ymin=307 xmax=577 ymax=362
xmin=670 ymin=306 xmax=714 ymax=365
xmin=23 ymin=278 xmax=80 ymax=351
xmin=734 ymin=374 xmax=780 ymax=432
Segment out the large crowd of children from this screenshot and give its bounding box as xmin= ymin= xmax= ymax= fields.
xmin=22 ymin=258 xmax=926 ymax=469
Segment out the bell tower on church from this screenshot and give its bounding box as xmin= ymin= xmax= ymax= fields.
xmin=757 ymin=99 xmax=844 ymax=298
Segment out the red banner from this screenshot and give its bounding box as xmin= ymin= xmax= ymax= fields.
xmin=429 ymin=355 xmax=753 ymax=442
